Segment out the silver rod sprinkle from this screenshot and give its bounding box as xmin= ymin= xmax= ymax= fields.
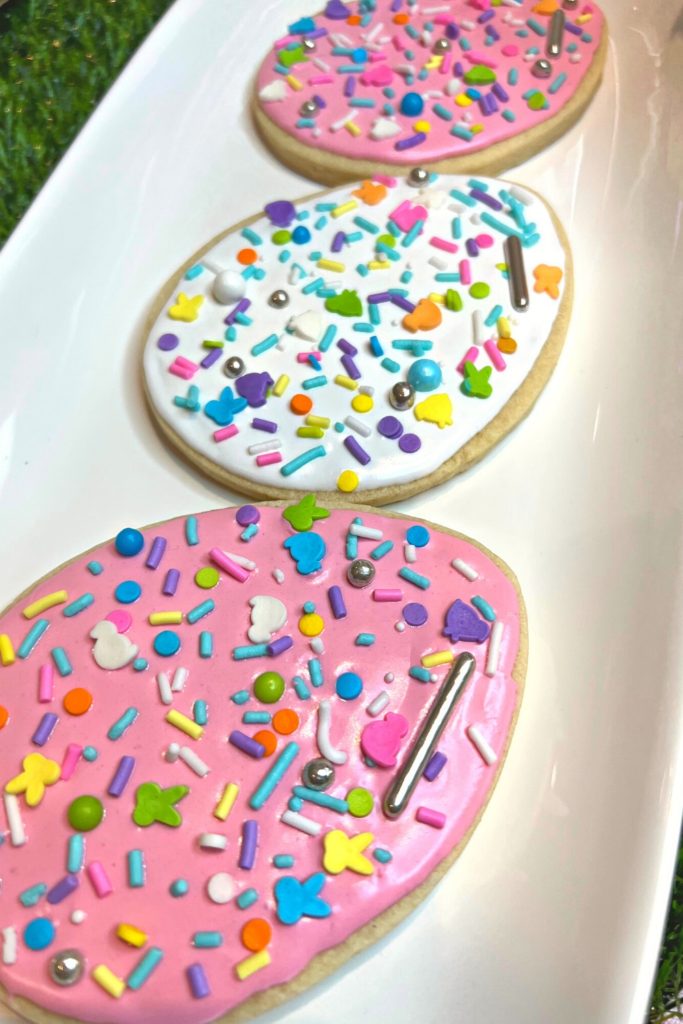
xmin=546 ymin=9 xmax=566 ymax=58
xmin=382 ymin=652 xmax=475 ymax=819
xmin=504 ymin=235 xmax=529 ymax=312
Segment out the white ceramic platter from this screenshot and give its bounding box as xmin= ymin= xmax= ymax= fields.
xmin=1 ymin=1 xmax=682 ymax=1021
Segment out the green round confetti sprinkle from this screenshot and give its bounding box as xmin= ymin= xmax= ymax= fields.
xmin=528 ymin=92 xmax=546 ymax=111
xmin=194 ymin=567 xmax=219 ymax=589
xmin=67 ymin=795 xmax=104 ymax=832
xmin=469 ymin=282 xmax=491 ymax=300
xmin=272 ymin=230 xmax=291 ymax=245
xmin=464 ymin=65 xmax=496 ymax=86
xmin=253 ymin=671 xmax=285 ymax=704
xmin=346 ymin=787 xmax=374 ymax=817
xmin=376 ymin=234 xmax=396 ymax=249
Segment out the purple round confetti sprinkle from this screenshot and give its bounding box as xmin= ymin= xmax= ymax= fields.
xmin=236 ymin=505 xmax=260 ymax=527
xmin=403 ymin=602 xmax=428 ymax=627
xmin=264 ymin=200 xmax=296 ymax=228
xmin=446 ymin=22 xmax=459 ymax=39
xmin=157 ymin=333 xmax=179 ymax=351
xmin=424 ymin=751 xmax=448 ymax=781
xmin=378 ymin=416 xmax=403 ymax=440
xmin=46 ymin=874 xmax=79 ymax=905
xmin=239 ymin=820 xmax=259 ymax=870
xmin=399 ymin=433 xmax=421 ymax=453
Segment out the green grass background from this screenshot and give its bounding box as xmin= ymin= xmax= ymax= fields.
xmin=0 ymin=0 xmax=682 ymax=1019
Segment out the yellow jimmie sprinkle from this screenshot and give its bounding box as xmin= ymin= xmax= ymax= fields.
xmin=149 ymin=611 xmax=183 ymax=626
xmin=214 ymin=782 xmax=239 ymax=821
xmin=305 ymin=414 xmax=331 ymax=429
xmin=421 ymin=650 xmax=455 ymax=668
xmin=331 ymin=200 xmax=358 ymax=218
xmin=92 ymin=965 xmax=126 ymax=999
xmin=576 ymin=12 xmax=592 ymax=22
xmin=273 ymin=374 xmax=290 ymax=397
xmin=0 ymin=634 xmax=15 ymax=666
xmin=344 ymin=120 xmax=361 ymax=137
xmin=23 ymin=591 xmax=68 ymax=620
xmin=286 ymin=74 xmax=303 ymax=91
xmin=368 ymin=260 xmax=391 ymax=270
xmin=428 ymin=292 xmax=445 ymax=304
xmin=455 ymin=94 xmax=472 ymax=107
xmin=297 ymin=427 xmax=324 ymax=439
xmin=235 ymin=948 xmax=271 ymax=982
xmin=166 ymin=709 xmax=203 ymax=741
xmin=334 ymin=374 xmax=358 ymax=391
xmin=317 ymin=259 xmax=346 ymax=273
xmin=497 ymin=316 xmax=511 ymax=339
xmin=116 ymin=923 xmax=148 ymax=948
xmin=470 ymin=123 xmax=484 ymax=135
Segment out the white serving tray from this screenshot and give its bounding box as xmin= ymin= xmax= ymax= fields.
xmin=1 ymin=1 xmax=682 ymax=1021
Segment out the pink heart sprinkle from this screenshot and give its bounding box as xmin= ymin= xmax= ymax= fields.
xmin=360 ymin=64 xmax=394 ymax=87
xmin=389 ymin=200 xmax=429 ymax=233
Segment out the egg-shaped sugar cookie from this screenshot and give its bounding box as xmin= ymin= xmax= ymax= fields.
xmin=252 ymin=0 xmax=607 ymax=185
xmin=142 ymin=172 xmax=572 ymax=504
xmin=0 ymin=500 xmax=525 ymax=1024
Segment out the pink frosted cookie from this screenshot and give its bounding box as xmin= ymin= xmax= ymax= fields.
xmin=142 ymin=172 xmax=572 ymax=504
xmin=252 ymin=0 xmax=607 ymax=185
xmin=0 ymin=500 xmax=526 ymax=1024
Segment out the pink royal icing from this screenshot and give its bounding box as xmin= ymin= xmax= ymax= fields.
xmin=0 ymin=504 xmax=523 ymax=1024
xmin=255 ymin=0 xmax=605 ymax=164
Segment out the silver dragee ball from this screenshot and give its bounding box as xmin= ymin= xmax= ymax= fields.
xmin=531 ymin=58 xmax=552 ymax=79
xmin=563 ymin=0 xmax=578 ymax=7
xmin=389 ymin=380 xmax=415 ymax=411
xmin=212 ymin=270 xmax=246 ymax=305
xmin=300 ymin=99 xmax=319 ymax=117
xmin=302 ymin=38 xmax=317 ymax=52
xmin=49 ymin=950 xmax=85 ymax=987
xmin=433 ymin=38 xmax=451 ymax=53
xmin=223 ymin=356 xmax=245 ymax=378
xmin=302 ymin=758 xmax=335 ymax=791
xmin=347 ymin=559 xmax=375 ymax=589
xmin=408 ymin=167 xmax=430 ymax=187
xmin=268 ymin=289 xmax=289 ymax=308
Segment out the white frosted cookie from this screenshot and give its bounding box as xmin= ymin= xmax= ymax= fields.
xmin=252 ymin=0 xmax=607 ymax=185
xmin=142 ymin=172 xmax=571 ymax=504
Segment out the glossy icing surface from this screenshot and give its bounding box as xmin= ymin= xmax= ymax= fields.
xmin=142 ymin=173 xmax=567 ymax=494
xmin=255 ymin=0 xmax=605 ymax=164
xmin=0 ymin=504 xmax=522 ymax=1024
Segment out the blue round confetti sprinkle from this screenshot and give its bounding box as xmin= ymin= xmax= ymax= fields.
xmin=24 ymin=917 xmax=55 ymax=951
xmin=334 ymin=422 xmax=345 ymax=433
xmin=82 ymin=746 xmax=98 ymax=762
xmin=114 ymin=528 xmax=144 ymax=557
xmin=351 ymin=47 xmax=367 ymax=62
xmin=406 ymin=525 xmax=430 ymax=548
xmin=399 ymin=91 xmax=424 ymax=116
xmin=132 ymin=658 xmax=148 ymax=672
xmin=336 ymin=671 xmax=363 ymax=701
xmin=170 ymin=879 xmax=189 ymax=897
xmin=114 ymin=580 xmax=142 ymax=604
xmin=407 ymin=358 xmax=442 ymax=393
xmin=303 ymin=601 xmax=316 ymax=614
xmin=154 ymin=631 xmax=181 ymax=657
xmin=291 ymin=225 xmax=311 ymax=244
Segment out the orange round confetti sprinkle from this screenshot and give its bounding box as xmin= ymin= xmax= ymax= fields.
xmin=253 ymin=729 xmax=277 ymax=757
xmin=272 ymin=709 xmax=299 ymax=736
xmin=0 ymin=705 xmax=8 ymax=729
xmin=63 ymin=687 xmax=93 ymax=716
xmin=346 ymin=14 xmax=362 ymax=24
xmin=241 ymin=917 xmax=272 ymax=952
xmin=497 ymin=337 xmax=517 ymax=354
xmin=289 ymin=393 xmax=313 ymax=416
xmin=237 ymin=248 xmax=257 ymax=266
xmin=393 ymin=12 xmax=410 ymax=23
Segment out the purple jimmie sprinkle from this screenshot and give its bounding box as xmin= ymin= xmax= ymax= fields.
xmin=108 ymin=755 xmax=136 ymax=798
xmin=267 ymin=635 xmax=293 ymax=657
xmin=344 ymin=436 xmax=371 ymax=466
xmin=200 ymin=348 xmax=222 ymax=370
xmin=395 ymin=132 xmax=426 ymax=152
xmin=341 ymin=353 xmax=361 ymax=380
xmin=466 ymin=238 xmax=480 ymax=258
xmin=423 ymin=751 xmax=448 ymax=781
xmin=187 ymin=964 xmax=210 ymax=999
xmin=478 ymin=8 xmax=495 ymax=22
xmin=367 ymin=291 xmax=392 ymax=303
xmin=47 ymin=874 xmax=79 ymax=905
xmin=224 ymin=298 xmax=250 ymax=326
xmin=492 ymin=83 xmax=509 ymax=102
xmin=344 ymin=75 xmax=356 ymax=98
xmin=486 ymin=26 xmax=500 ymax=42
xmin=239 ymin=820 xmax=259 ymax=870
xmin=328 ymin=585 xmax=347 ymax=619
xmin=390 ymin=293 xmax=416 ymax=313
xmin=565 ymin=21 xmax=583 ymax=36
xmin=32 ymin=712 xmax=58 ymax=747
xmin=454 ymin=61 xmax=464 ymax=77
xmin=331 ymin=231 xmax=346 ymax=253
xmin=312 ymin=93 xmax=327 ymax=109
xmin=470 ymin=188 xmax=503 ymax=211
xmin=337 ymin=338 xmax=357 ymax=355
xmin=229 ymin=731 xmax=265 ymax=759
xmin=251 ymin=418 xmax=278 ymax=433
xmin=163 ymin=569 xmax=180 ymax=596
xmin=146 ymin=536 xmax=167 ymax=570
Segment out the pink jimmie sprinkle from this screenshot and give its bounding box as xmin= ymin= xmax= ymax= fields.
xmin=169 ymin=361 xmax=196 ymax=380
xmin=457 ymin=346 xmax=479 ymax=375
xmin=296 ymin=351 xmax=321 ymax=362
xmin=209 ymin=549 xmax=249 ymax=583
xmin=213 ymin=425 xmax=238 ymax=442
xmin=273 ymin=34 xmax=296 ymax=49
xmin=373 ymin=174 xmax=398 ymax=187
xmin=38 ymin=663 xmax=54 ymax=703
xmin=368 ymin=52 xmax=388 ymax=63
xmin=60 ymin=743 xmax=83 ymax=782
xmin=459 ymin=259 xmax=472 ymax=285
xmin=256 ymin=452 xmax=283 ymax=467
xmin=484 ymin=339 xmax=506 ymax=372
xmin=87 ymin=861 xmax=113 ymax=898
xmin=391 ymin=34 xmax=404 ymax=52
xmin=430 ymin=236 xmax=458 ymax=254
xmin=372 ymin=589 xmax=403 ymax=602
xmin=465 ymin=51 xmax=497 ymax=68
xmin=440 ymin=52 xmax=452 ymax=75
xmin=308 ymin=75 xmax=334 ymax=85
xmin=416 ymin=806 xmax=446 ymax=829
